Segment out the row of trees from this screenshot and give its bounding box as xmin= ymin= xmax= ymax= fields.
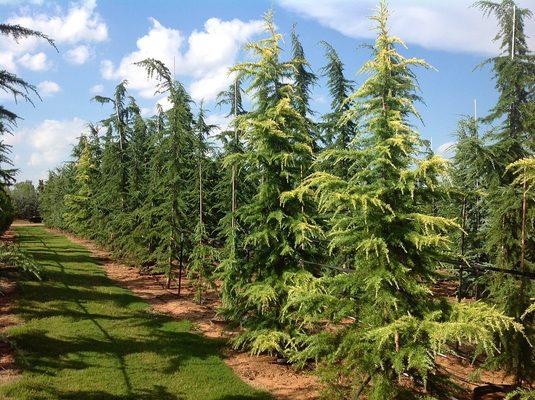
xmin=0 ymin=23 xmax=55 ymax=233
xmin=39 ymin=1 xmax=533 ymax=399
xmin=9 ymin=180 xmax=41 ymax=220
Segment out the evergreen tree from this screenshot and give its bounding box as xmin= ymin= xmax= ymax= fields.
xmin=449 ymin=116 xmax=491 ymax=262
xmin=475 ymin=0 xmax=534 ymax=384
xmin=0 ymin=25 xmax=54 ymax=192
xmin=91 ymin=123 xmax=123 ymax=246
xmin=215 ymin=77 xmax=252 ymax=235
xmin=221 ymin=11 xmax=320 ymax=354
xmin=319 ymin=41 xmax=356 ymax=150
xmin=40 ymin=165 xmax=75 ymax=230
xmin=64 ymin=136 xmax=95 ymax=235
xmin=286 ymin=3 xmax=522 ymax=398
xmin=92 ymin=81 xmax=131 ymax=207
xmin=188 ymin=105 xmax=218 ymax=303
xmin=136 ymin=58 xmax=196 ymax=285
xmin=119 ymin=99 xmax=152 ymax=261
xmin=290 ymin=27 xmax=317 ymax=118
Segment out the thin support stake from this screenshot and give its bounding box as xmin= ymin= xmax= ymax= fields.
xmin=231 ymin=77 xmax=238 ymax=229
xmin=511 ymin=4 xmax=516 ymax=60
xmin=178 ymin=233 xmax=184 ymax=296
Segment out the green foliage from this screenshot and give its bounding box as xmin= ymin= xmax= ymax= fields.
xmin=283 ymin=3 xmax=524 ymax=398
xmin=63 ymin=137 xmax=96 ymax=235
xmin=136 ymin=59 xmax=197 ymax=278
xmin=0 ymin=188 xmax=14 ymax=235
xmin=319 ymin=41 xmax=356 ymax=151
xmin=220 ymin=11 xmax=320 ymax=352
xmin=471 ymin=0 xmax=535 ymax=384
xmin=188 ymin=223 xmax=218 ymax=304
xmin=505 ymin=388 xmax=535 ymax=400
xmin=0 ymin=241 xmax=40 ymax=280
xmin=9 ymin=180 xmax=40 ymax=220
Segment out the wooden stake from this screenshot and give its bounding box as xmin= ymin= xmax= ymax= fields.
xmin=198 ymin=120 xmax=203 ymax=228
xmin=231 ymin=77 xmax=238 ymax=229
xmin=520 ymin=168 xmax=527 ymax=286
xmin=458 ymin=198 xmax=467 ymax=302
xmin=511 ymin=4 xmax=516 ymax=60
xmin=178 ymin=233 xmax=184 ymax=296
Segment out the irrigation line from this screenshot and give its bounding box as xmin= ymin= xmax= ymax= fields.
xmin=301 ymin=258 xmax=535 ymax=280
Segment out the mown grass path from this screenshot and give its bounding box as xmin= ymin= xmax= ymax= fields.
xmin=0 ymin=226 xmax=271 ymax=400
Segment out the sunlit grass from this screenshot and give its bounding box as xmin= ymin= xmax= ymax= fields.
xmin=0 ymin=226 xmax=271 ymax=400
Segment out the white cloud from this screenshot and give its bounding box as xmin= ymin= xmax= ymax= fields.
xmin=65 ymin=45 xmax=92 ymax=64
xmin=6 ymin=0 xmax=108 ymax=46
xmin=37 ymin=80 xmax=60 ymax=97
xmin=100 ymin=59 xmax=115 ymax=80
xmin=189 ymin=66 xmax=232 ymax=103
xmin=140 ymin=107 xmax=152 ymax=117
xmin=277 ymin=0 xmax=535 ymax=55
xmin=90 ymin=83 xmax=104 ymax=94
xmin=206 ymin=112 xmax=230 ymax=136
xmin=102 ymin=17 xmax=263 ymax=101
xmin=18 ymin=51 xmax=48 ymax=70
xmin=150 ymin=96 xmax=173 ymax=115
xmin=15 ymin=118 xmax=86 ymax=169
xmin=0 ymin=51 xmax=17 ymax=71
xmin=436 ymin=141 xmax=456 ymax=159
xmin=0 ymin=0 xmax=107 ymax=72
xmin=0 ymin=0 xmax=43 ymax=4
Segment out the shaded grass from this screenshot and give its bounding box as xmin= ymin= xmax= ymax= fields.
xmin=0 ymin=226 xmax=271 ymax=400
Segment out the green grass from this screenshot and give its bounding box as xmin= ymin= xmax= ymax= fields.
xmin=0 ymin=226 xmax=271 ymax=400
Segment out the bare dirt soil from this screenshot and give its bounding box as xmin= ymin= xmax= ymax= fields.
xmin=0 ymin=228 xmax=21 ymax=386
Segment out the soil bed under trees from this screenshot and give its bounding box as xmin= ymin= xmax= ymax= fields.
xmin=50 ymin=226 xmax=518 ymax=400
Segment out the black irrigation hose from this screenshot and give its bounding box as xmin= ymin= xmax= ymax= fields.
xmin=442 ymin=259 xmax=535 ymax=280
xmin=300 ymin=258 xmax=535 ymax=280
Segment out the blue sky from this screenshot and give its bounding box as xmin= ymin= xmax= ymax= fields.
xmin=1 ymin=0 xmax=534 ymax=184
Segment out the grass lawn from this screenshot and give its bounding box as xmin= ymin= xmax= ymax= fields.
xmin=0 ymin=226 xmax=271 ymax=400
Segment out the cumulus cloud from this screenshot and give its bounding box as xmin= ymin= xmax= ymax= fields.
xmin=65 ymin=45 xmax=92 ymax=65
xmin=102 ymin=17 xmax=263 ymax=102
xmin=277 ymin=0 xmax=535 ymax=55
xmin=0 ymin=51 xmax=17 ymax=71
xmin=0 ymin=0 xmax=107 ymax=71
xmin=15 ymin=118 xmax=86 ymax=168
xmin=436 ymin=141 xmax=456 ymax=159
xmin=90 ymin=83 xmax=104 ymax=94
xmin=37 ymin=80 xmax=61 ymax=97
xmin=6 ymin=0 xmax=108 ymax=46
xmin=8 ymin=117 xmax=87 ymax=182
xmin=206 ymin=112 xmax=231 ymax=137
xmin=18 ymin=51 xmax=48 ymax=70
xmin=0 ymin=0 xmax=43 ymax=4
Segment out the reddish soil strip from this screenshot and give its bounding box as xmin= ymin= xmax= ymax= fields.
xmin=0 ymin=228 xmax=21 ymax=386
xmin=48 ymin=228 xmax=321 ymax=400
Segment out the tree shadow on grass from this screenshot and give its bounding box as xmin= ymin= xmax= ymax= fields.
xmin=4 ymin=227 xmax=272 ymax=400
xmin=3 ymin=382 xmax=186 ymax=400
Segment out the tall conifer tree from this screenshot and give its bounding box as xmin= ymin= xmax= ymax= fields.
xmin=136 ymin=59 xmax=196 ymax=284
xmin=221 ymin=11 xmax=320 ymax=353
xmin=475 ymin=0 xmax=534 ymax=383
xmin=286 ymin=3 xmax=522 ymax=398
xmin=320 ymin=41 xmax=356 ymax=151
xmin=64 ymin=137 xmax=95 ymax=235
